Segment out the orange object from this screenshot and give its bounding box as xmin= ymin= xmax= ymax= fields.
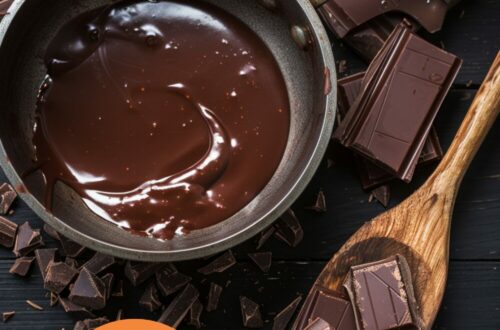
xmin=97 ymin=319 xmax=175 ymax=330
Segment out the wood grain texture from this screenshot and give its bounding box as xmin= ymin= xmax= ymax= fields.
xmin=297 ymin=53 xmax=500 ymax=329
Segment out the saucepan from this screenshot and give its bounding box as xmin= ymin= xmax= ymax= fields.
xmin=0 ymin=0 xmax=336 ymax=261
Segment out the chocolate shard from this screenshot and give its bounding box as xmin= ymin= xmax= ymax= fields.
xmin=59 ymin=297 xmax=95 ymax=318
xmin=81 ymin=252 xmax=115 ymax=275
xmin=274 ymin=209 xmax=303 ymax=247
xmin=0 ymin=216 xmax=17 ymax=248
xmin=419 ymin=128 xmax=444 ymax=165
xmin=371 ymin=185 xmax=391 ymax=208
xmin=256 ymin=226 xmax=276 ymax=250
xmin=124 ymin=261 xmax=163 ymax=286
xmin=82 ymin=317 xmax=109 ymax=329
xmin=73 ymin=321 xmax=86 ymax=330
xmin=318 ymin=0 xmax=448 ymax=38
xmin=248 ymin=252 xmax=272 ymax=273
xmin=272 ymin=296 xmax=302 ymax=330
xmin=188 ymin=299 xmax=203 ymax=329
xmin=292 ymin=286 xmax=356 ymax=330
xmin=0 ymin=183 xmax=16 ymax=215
xmin=116 ymin=308 xmax=124 ymax=321
xmin=333 ymin=22 xmax=461 ymax=182
xmin=307 ymin=190 xmax=327 ymax=213
xmin=101 ymin=273 xmax=114 ymax=301
xmin=206 ymin=282 xmax=223 ymax=312
xmin=156 ymin=265 xmax=191 ymax=297
xmin=139 ymin=283 xmax=162 ymax=312
xmin=50 ymin=292 xmax=59 ymax=307
xmin=69 ymin=267 xmax=106 ymax=310
xmin=240 ymin=296 xmax=263 ymax=328
xmin=65 ymin=257 xmax=79 ymax=269
xmin=197 ymin=250 xmax=236 ymax=275
xmin=2 ymin=311 xmax=15 ymax=323
xmin=35 ymin=248 xmax=57 ymax=281
xmin=158 ymin=284 xmax=200 ymax=328
xmin=304 ymin=318 xmax=331 ymax=330
xmin=42 ymin=224 xmax=60 ymax=241
xmin=343 ymin=255 xmax=422 ymax=330
xmin=111 ymin=279 xmax=124 ymax=297
xmin=9 ymin=256 xmax=35 ymax=276
xmin=13 ymin=222 xmax=44 ymax=257
xmin=59 ymin=235 xmax=86 ymax=258
xmin=26 ymin=300 xmax=44 ymax=311
xmin=44 ymin=261 xmax=78 ymax=293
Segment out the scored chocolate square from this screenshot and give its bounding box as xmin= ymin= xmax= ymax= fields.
xmin=343 ymin=255 xmax=422 ymax=330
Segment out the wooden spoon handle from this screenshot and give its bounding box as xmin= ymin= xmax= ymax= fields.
xmin=432 ymin=52 xmax=500 ymax=192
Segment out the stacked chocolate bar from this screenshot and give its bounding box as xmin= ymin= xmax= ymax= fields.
xmin=318 ymin=0 xmax=462 ymax=206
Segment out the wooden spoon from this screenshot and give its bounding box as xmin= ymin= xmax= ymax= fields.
xmin=293 ymin=52 xmax=500 ymax=330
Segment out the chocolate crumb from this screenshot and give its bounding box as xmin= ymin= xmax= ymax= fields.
xmin=206 ymin=282 xmax=223 ymax=312
xmin=466 ymin=79 xmax=473 ymax=87
xmin=26 ymin=300 xmax=44 ymax=311
xmin=338 ymin=60 xmax=347 ymax=74
xmin=240 ymin=296 xmax=263 ymax=328
xmin=307 ymin=190 xmax=327 ymax=213
xmin=197 ymin=250 xmax=236 ymax=275
xmin=248 ymin=252 xmax=272 ymax=273
xmin=50 ymin=292 xmax=59 ymax=307
xmin=2 ymin=311 xmax=15 ymax=323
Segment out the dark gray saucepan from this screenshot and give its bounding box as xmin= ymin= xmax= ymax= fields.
xmin=0 ymin=0 xmax=336 ymax=261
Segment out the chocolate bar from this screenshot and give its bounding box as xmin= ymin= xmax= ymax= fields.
xmin=9 ymin=257 xmax=35 ymax=276
xmin=0 ymin=216 xmax=17 ymax=248
xmin=338 ymin=71 xmax=444 ymax=189
xmin=69 ymin=267 xmax=106 ymax=310
xmin=293 ymin=285 xmax=356 ymax=330
xmin=334 ymin=22 xmax=461 ymax=182
xmin=318 ymin=0 xmax=448 ymax=38
xmin=158 ymin=284 xmax=199 ymax=328
xmin=343 ymin=255 xmax=422 ymax=330
xmin=44 ymin=261 xmax=78 ymax=293
xmin=197 ymin=250 xmax=236 ymax=275
xmin=0 ymin=183 xmax=16 ymax=215
xmin=240 ymin=296 xmax=264 ymax=328
xmin=206 ymin=282 xmax=223 ymax=312
xmin=272 ymin=296 xmax=302 ymax=330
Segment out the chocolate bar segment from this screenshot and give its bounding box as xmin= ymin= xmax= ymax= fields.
xmin=0 ymin=216 xmax=17 ymax=248
xmin=318 ymin=0 xmax=448 ymax=38
xmin=293 ymin=285 xmax=356 ymax=330
xmin=334 ymin=22 xmax=461 ymax=182
xmin=0 ymin=183 xmax=16 ymax=215
xmin=343 ymin=255 xmax=422 ymax=330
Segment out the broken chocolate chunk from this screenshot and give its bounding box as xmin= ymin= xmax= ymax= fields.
xmin=240 ymin=296 xmax=263 ymax=328
xmin=139 ymin=283 xmax=162 ymax=312
xmin=26 ymin=299 xmax=43 ymax=311
xmin=343 ymin=255 xmax=422 ymax=330
xmin=371 ymin=185 xmax=391 ymax=208
xmin=197 ymin=250 xmax=236 ymax=275
xmin=44 ymin=261 xmax=78 ymax=293
xmin=0 ymin=183 xmax=16 ymax=215
xmin=82 ymin=317 xmax=109 ymax=329
xmin=13 ymin=222 xmax=44 ymax=257
xmin=158 ymin=284 xmax=199 ymax=328
xmin=0 ymin=216 xmax=17 ymax=248
xmin=69 ymin=267 xmax=106 ymax=310
xmin=9 ymin=256 xmax=35 ymax=276
xmin=101 ymin=273 xmax=114 ymax=300
xmin=81 ymin=252 xmax=115 ymax=275
xmin=248 ymin=252 xmax=272 ymax=273
xmin=73 ymin=321 xmax=86 ymax=330
xmin=274 ymin=209 xmax=303 ymax=247
xmin=156 ymin=265 xmax=191 ymax=297
xmin=304 ymin=318 xmax=331 ymax=330
xmin=256 ymin=226 xmax=276 ymax=250
xmin=65 ymin=257 xmax=79 ymax=269
xmin=272 ymin=296 xmax=302 ymax=330
xmin=2 ymin=311 xmax=15 ymax=323
xmin=188 ymin=299 xmax=203 ymax=329
xmin=124 ymin=261 xmax=163 ymax=286
xmin=206 ymin=282 xmax=223 ymax=312
xmin=50 ymin=292 xmax=59 ymax=307
xmin=59 ymin=235 xmax=86 ymax=258
xmin=42 ymin=224 xmax=60 ymax=241
xmin=35 ymin=248 xmax=57 ymax=281
xmin=307 ymin=190 xmax=327 ymax=213
xmin=59 ymin=297 xmax=95 ymax=318
xmin=111 ymin=279 xmax=124 ymax=297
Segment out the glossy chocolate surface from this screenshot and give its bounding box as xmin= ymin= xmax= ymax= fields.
xmin=31 ymin=0 xmax=290 ymax=239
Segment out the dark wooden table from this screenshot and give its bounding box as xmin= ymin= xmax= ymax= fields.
xmin=1 ymin=1 xmax=499 ymax=329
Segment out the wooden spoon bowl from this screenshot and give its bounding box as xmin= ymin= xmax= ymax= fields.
xmin=294 ymin=52 xmax=500 ymax=329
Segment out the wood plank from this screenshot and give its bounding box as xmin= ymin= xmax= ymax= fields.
xmin=0 ymin=260 xmax=497 ymax=329
xmin=331 ymin=0 xmax=500 ymax=86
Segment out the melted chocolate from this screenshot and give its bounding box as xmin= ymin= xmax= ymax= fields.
xmin=31 ymin=0 xmax=290 ymax=239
